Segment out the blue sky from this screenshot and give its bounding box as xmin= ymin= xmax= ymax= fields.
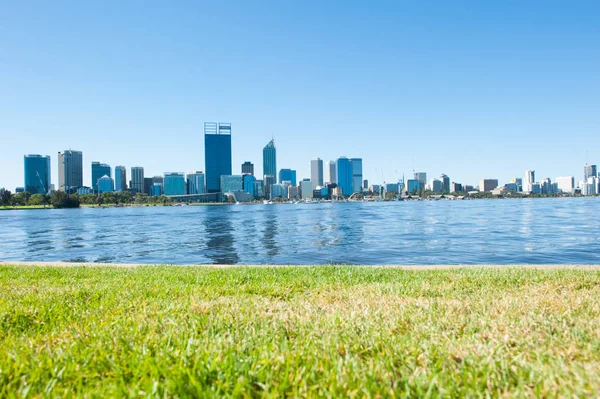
xmin=1 ymin=0 xmax=599 ymax=190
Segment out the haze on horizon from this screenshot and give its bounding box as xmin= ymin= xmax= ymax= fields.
xmin=1 ymin=0 xmax=599 ymax=191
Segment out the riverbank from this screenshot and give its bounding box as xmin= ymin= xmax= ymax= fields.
xmin=1 ymin=265 xmax=599 ymax=397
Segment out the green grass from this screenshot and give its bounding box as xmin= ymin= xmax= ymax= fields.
xmin=1 ymin=266 xmax=600 ymax=397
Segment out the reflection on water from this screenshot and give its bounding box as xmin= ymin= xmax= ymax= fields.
xmin=0 ymin=198 xmax=599 ymax=265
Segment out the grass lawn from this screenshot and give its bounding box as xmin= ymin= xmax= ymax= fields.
xmin=1 ymin=265 xmax=600 ymax=397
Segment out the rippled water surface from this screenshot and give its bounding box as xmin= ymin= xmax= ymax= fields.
xmin=1 ymin=198 xmax=599 ymax=265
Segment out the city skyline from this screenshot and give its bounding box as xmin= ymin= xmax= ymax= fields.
xmin=1 ymin=2 xmax=599 ymax=190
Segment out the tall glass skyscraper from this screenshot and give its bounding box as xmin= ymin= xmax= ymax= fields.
xmin=350 ymin=158 xmax=363 ymax=194
xmin=311 ymin=158 xmax=323 ymax=189
xmin=205 ymin=122 xmax=232 ymax=193
xmin=186 ymin=171 xmax=205 ymax=194
xmin=24 ymin=154 xmax=51 ymax=194
xmin=241 ymin=162 xmax=254 ymax=176
xmin=263 ymin=139 xmax=277 ymax=183
xmin=278 ymin=169 xmax=296 ymax=185
xmin=58 ymin=150 xmax=83 ymax=192
xmin=243 ymin=175 xmax=256 ymax=197
xmin=336 ymin=157 xmax=353 ymax=196
xmin=131 ymin=167 xmax=144 ymax=194
xmin=163 ymin=173 xmax=186 ymax=196
xmin=114 ymin=166 xmax=127 ymax=192
xmin=91 ymin=162 xmax=111 ymax=192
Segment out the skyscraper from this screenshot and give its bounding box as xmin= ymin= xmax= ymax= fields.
xmin=311 ymin=158 xmax=323 ymax=189
xmin=186 ymin=171 xmax=205 ymax=195
xmin=480 ymin=179 xmax=499 ymax=192
xmin=131 ymin=166 xmax=144 ymax=194
xmin=91 ymin=162 xmax=111 ymax=192
xmin=414 ymin=172 xmax=427 ymax=187
xmin=336 ymin=157 xmax=353 ymax=196
xmin=205 ymin=122 xmax=232 ymax=193
xmin=279 ymin=169 xmax=297 ymax=185
xmin=584 ymin=164 xmax=597 ymax=181
xmin=163 ymin=173 xmax=186 ymax=196
xmin=350 ymin=158 xmax=363 ymax=194
xmin=326 ymin=160 xmax=337 ymax=184
xmin=24 ymin=154 xmax=51 ymax=194
xmin=242 ymin=161 xmax=254 ymax=176
xmin=114 ymin=166 xmax=127 ymax=192
xmin=264 ymin=174 xmax=275 ymax=198
xmin=58 ymin=150 xmax=83 ymax=192
xmin=263 ymin=139 xmax=277 ymax=183
xmin=524 ymin=170 xmax=535 ymax=193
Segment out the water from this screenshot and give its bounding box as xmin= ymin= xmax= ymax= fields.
xmin=0 ymin=198 xmax=599 ymax=265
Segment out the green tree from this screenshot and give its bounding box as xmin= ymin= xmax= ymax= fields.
xmin=50 ymin=191 xmax=80 ymax=209
xmin=28 ymin=193 xmax=46 ymax=206
xmin=11 ymin=192 xmax=30 ymax=206
xmin=0 ymin=190 xmax=12 ymax=206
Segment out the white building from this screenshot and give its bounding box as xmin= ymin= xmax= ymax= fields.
xmin=524 ymin=170 xmax=535 ymax=193
xmin=310 ymin=159 xmax=323 ymax=190
xmin=326 ymin=160 xmax=337 ymax=184
xmin=555 ymin=176 xmax=575 ymax=194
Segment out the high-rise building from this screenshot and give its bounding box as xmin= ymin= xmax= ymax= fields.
xmin=263 ymin=139 xmax=277 ymax=183
xmin=91 ymin=162 xmax=111 ymax=192
xmin=220 ymin=175 xmax=243 ymax=193
xmin=336 ymin=157 xmax=353 ymax=196
xmin=326 ymin=160 xmax=337 ymax=184
xmin=264 ymin=174 xmax=275 ymax=198
xmin=241 ymin=161 xmax=254 ymax=176
xmin=114 ymin=166 xmax=127 ymax=192
xmin=450 ymin=182 xmax=463 ymax=193
xmin=131 ymin=167 xmax=144 ymax=194
xmin=430 ymin=179 xmax=443 ymax=192
xmin=350 ymin=158 xmax=363 ymax=194
xmin=556 ymin=176 xmax=575 ymax=194
xmin=414 ymin=172 xmax=427 ymax=187
xmin=363 ymin=179 xmax=369 ymax=190
xmin=97 ymin=175 xmax=114 ymax=193
xmin=24 ymin=154 xmax=51 ymax=194
xmin=584 ymin=164 xmax=597 ymax=181
xmin=288 ymin=185 xmax=298 ymax=200
xmin=300 ymin=180 xmax=313 ymax=199
xmin=510 ymin=177 xmax=523 ymax=192
xmin=243 ymin=175 xmax=256 ymax=197
xmin=205 ymin=122 xmax=232 ymax=192
xmin=186 ymin=171 xmax=205 ymax=195
xmin=58 ymin=150 xmax=83 ymax=192
xmin=143 ymin=178 xmax=153 ymax=195
xmin=524 ymin=170 xmax=535 ymax=193
xmin=150 ymin=184 xmax=162 ymax=197
xmin=278 ymin=169 xmax=297 ymax=185
xmin=163 ymin=172 xmax=186 ymax=196
xmin=311 ymin=158 xmax=323 ymax=189
xmin=480 ymin=179 xmax=499 ymax=192
xmin=255 ymin=180 xmax=264 ymax=198
xmin=406 ymin=179 xmax=421 ymax=194
xmin=439 ymin=174 xmax=450 ymax=192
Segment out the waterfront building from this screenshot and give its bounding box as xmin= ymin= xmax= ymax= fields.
xmin=311 ymin=158 xmax=324 ymax=189
xmin=505 ymin=183 xmax=518 ymax=192
xmin=97 ymin=175 xmax=115 ymax=193
xmin=430 ymin=179 xmax=443 ymax=193
xmin=163 ymin=173 xmax=186 ymax=196
xmin=524 ymin=170 xmax=535 ymax=193
xmin=114 ymin=166 xmax=127 ymax=192
xmin=150 ymin=183 xmax=162 ymax=197
xmin=332 ymin=187 xmax=343 ymax=197
xmin=363 ymin=179 xmax=368 ymax=190
xmin=15 ymin=187 xmax=25 ymax=193
xmin=386 ymin=183 xmax=399 ymax=192
xmin=300 ymin=180 xmax=313 ymax=199
xmin=369 ymin=184 xmax=381 ymax=194
xmin=131 ymin=166 xmax=144 ymax=194
xmin=58 ymin=150 xmax=83 ymax=192
xmin=77 ymin=187 xmax=93 ymax=195
xmin=406 ymin=179 xmax=421 ymax=194
xmin=479 ymin=179 xmax=499 ymax=192
xmin=540 ymin=178 xmax=553 ymax=194
xmin=439 ymin=174 xmax=450 ymax=192
xmin=584 ymin=164 xmax=597 ymax=181
xmin=243 ymin=175 xmax=256 ymax=197
xmin=463 ymin=185 xmax=475 ymax=192
xmin=556 ymin=176 xmax=575 ymax=194
xmin=279 ymin=169 xmax=297 ymax=185
xmin=510 ymin=177 xmax=523 ymax=192
xmin=414 ymin=172 xmax=427 ymax=187
xmin=91 ymin=162 xmax=111 ymax=192
xmin=350 ymin=158 xmax=363 ymax=194
xmin=288 ymin=185 xmax=298 ymax=200
xmin=450 ymin=182 xmax=463 ymax=193
xmin=186 ymin=171 xmax=205 ymax=195
xmin=255 ymin=180 xmax=264 ymax=198
xmin=336 ymin=157 xmax=353 ymax=196
xmin=271 ymin=183 xmax=285 ymax=199
xmin=263 ymin=139 xmax=277 ymax=183
xmin=24 ymin=154 xmax=51 ymax=194
xmin=241 ymin=161 xmax=254 ymax=176
xmin=326 ymin=160 xmax=337 ymax=184
xmin=531 ymin=182 xmax=541 ymax=194
xmin=143 ymin=178 xmax=153 ymax=195
xmin=220 ymin=175 xmax=243 ymax=194
xmin=264 ymin=174 xmax=275 ymax=198
xmin=205 ymin=122 xmax=232 ymax=192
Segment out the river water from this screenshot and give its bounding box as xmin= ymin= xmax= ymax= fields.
xmin=0 ymin=198 xmax=599 ymax=265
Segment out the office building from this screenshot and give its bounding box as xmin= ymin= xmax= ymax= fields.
xmin=540 ymin=178 xmax=553 ymax=194
xmin=336 ymin=157 xmax=353 ymax=196
xmin=531 ymin=182 xmax=541 ymax=194
xmin=243 ymin=175 xmax=256 ymax=197
xmin=186 ymin=171 xmax=205 ymax=195
xmin=556 ymin=176 xmax=575 ymax=194
xmin=91 ymin=162 xmax=111 ymax=192
xmin=114 ymin=166 xmax=127 ymax=192
xmin=255 ymin=180 xmax=264 ymax=198
xmin=205 ymin=122 xmax=232 ymax=192
xmin=263 ymin=174 xmax=275 ymax=198
xmin=406 ymin=179 xmax=421 ymax=194
xmin=386 ymin=183 xmax=399 ymax=193
xmin=480 ymin=179 xmax=499 ymax=192
xmin=97 ymin=175 xmax=114 ymax=193
xmin=143 ymin=178 xmax=153 ymax=195
xmin=430 ymin=179 xmax=443 ymax=193
xmin=584 ymin=164 xmax=597 ymax=181
xmin=363 ymin=179 xmax=368 ymax=190
xmin=220 ymin=175 xmax=243 ymax=193
xmin=279 ymin=169 xmax=297 ymax=185
xmin=311 ymin=158 xmax=323 ymax=189
xmin=131 ymin=167 xmax=144 ymax=194
xmin=288 ymin=185 xmax=298 ymax=200
xmin=271 ymin=183 xmax=285 ymax=199
xmin=510 ymin=177 xmax=523 ymax=192
xmin=263 ymin=139 xmax=277 ymax=183
xmin=163 ymin=173 xmax=186 ymax=196
xmin=414 ymin=172 xmax=427 ymax=186
xmin=151 ymin=183 xmax=162 ymax=197
xmin=24 ymin=154 xmax=51 ymax=194
xmin=524 ymin=170 xmax=535 ymax=193
xmin=58 ymin=150 xmax=83 ymax=192
xmin=369 ymin=184 xmax=381 ymax=194
xmin=350 ymin=158 xmax=363 ymax=194
xmin=326 ymin=160 xmax=337 ymax=184
xmin=77 ymin=187 xmax=93 ymax=195
xmin=439 ymin=174 xmax=450 ymax=192
xmin=300 ymin=180 xmax=313 ymax=199
xmin=450 ymin=182 xmax=463 ymax=193
xmin=241 ymin=161 xmax=254 ymax=176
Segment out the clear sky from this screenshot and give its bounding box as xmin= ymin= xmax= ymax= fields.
xmin=1 ymin=0 xmax=599 ymax=191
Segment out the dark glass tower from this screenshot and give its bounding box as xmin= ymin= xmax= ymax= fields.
xmin=91 ymin=162 xmax=111 ymax=192
xmin=24 ymin=154 xmax=51 ymax=194
xmin=205 ymin=122 xmax=232 ymax=193
xmin=263 ymin=139 xmax=276 ymax=183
